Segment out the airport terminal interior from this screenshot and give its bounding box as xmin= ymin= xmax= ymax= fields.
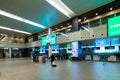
xmin=0 ymin=0 xmax=120 ymax=80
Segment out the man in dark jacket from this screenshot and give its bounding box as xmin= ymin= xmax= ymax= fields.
xmin=50 ymin=54 xmax=55 ymax=65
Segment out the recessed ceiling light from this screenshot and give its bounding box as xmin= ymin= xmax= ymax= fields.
xmin=67 ymin=23 xmax=70 ymax=25
xmin=0 ymin=26 xmax=31 ymax=34
xmin=0 ymin=10 xmax=46 ymax=29
xmin=78 ymin=19 xmax=81 ymax=22
xmin=96 ymin=13 xmax=98 ymax=15
xmin=110 ymin=7 xmax=113 ymax=10
xmin=46 ymin=0 xmax=76 ymax=18
xmin=84 ymin=17 xmax=86 ymax=20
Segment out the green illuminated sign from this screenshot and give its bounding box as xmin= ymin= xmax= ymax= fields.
xmin=49 ymin=34 xmax=56 ymax=45
xmin=41 ymin=34 xmax=56 ymax=46
xmin=41 ymin=36 xmax=47 ymax=46
xmin=66 ymin=43 xmax=72 ymax=54
xmin=108 ymin=16 xmax=120 ymax=37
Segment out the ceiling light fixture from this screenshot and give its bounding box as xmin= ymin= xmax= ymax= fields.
xmin=67 ymin=23 xmax=70 ymax=25
xmin=96 ymin=13 xmax=98 ymax=15
xmin=110 ymin=7 xmax=113 ymax=11
xmin=0 ymin=10 xmax=46 ymax=29
xmin=0 ymin=26 xmax=31 ymax=34
xmin=46 ymin=0 xmax=76 ymax=18
xmin=78 ymin=19 xmax=81 ymax=22
xmin=84 ymin=17 xmax=86 ymax=20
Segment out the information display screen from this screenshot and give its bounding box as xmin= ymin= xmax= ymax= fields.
xmin=111 ymin=37 xmax=120 ymax=45
xmin=41 ymin=33 xmax=56 ymax=46
xmin=52 ymin=44 xmax=59 ymax=53
xmin=48 ymin=34 xmax=56 ymax=45
xmin=91 ymin=46 xmax=100 ymax=50
xmin=39 ymin=46 xmax=46 ymax=54
xmin=66 ymin=43 xmax=72 ymax=54
xmin=94 ymin=46 xmax=119 ymax=54
xmin=72 ymin=41 xmax=78 ymax=57
xmin=95 ymin=38 xmax=110 ymax=46
xmin=108 ymin=16 xmax=120 ymax=37
xmin=41 ymin=36 xmax=47 ymax=46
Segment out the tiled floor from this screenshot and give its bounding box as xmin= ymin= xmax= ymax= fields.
xmin=0 ymin=58 xmax=120 ymax=80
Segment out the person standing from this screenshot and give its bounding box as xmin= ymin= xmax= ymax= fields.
xmin=50 ymin=54 xmax=55 ymax=65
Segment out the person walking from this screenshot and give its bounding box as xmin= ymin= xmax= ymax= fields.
xmin=50 ymin=54 xmax=56 ymax=67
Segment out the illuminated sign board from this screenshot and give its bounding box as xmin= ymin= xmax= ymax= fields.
xmin=41 ymin=34 xmax=56 ymax=46
xmin=108 ymin=16 xmax=120 ymax=37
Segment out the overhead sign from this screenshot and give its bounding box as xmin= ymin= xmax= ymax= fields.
xmin=41 ymin=33 xmax=56 ymax=46
xmin=108 ymin=16 xmax=120 ymax=37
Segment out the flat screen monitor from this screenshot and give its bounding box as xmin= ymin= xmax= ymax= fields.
xmin=105 ymin=46 xmax=115 ymax=50
xmin=52 ymin=44 xmax=59 ymax=53
xmin=92 ymin=47 xmax=100 ymax=50
xmin=94 ymin=46 xmax=119 ymax=53
xmin=68 ymin=48 xmax=72 ymax=51
xmin=108 ymin=16 xmax=120 ymax=37
xmin=52 ymin=49 xmax=55 ymax=51
xmin=111 ymin=37 xmax=120 ymax=45
xmin=95 ymin=38 xmax=110 ymax=46
xmin=82 ymin=48 xmax=90 ymax=50
xmin=39 ymin=46 xmax=46 ymax=54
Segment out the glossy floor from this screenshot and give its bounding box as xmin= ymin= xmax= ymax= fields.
xmin=0 ymin=58 xmax=120 ymax=80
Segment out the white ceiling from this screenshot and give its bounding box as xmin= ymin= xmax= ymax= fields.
xmin=0 ymin=0 xmax=114 ymax=36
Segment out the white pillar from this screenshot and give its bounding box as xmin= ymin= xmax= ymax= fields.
xmin=48 ymin=28 xmax=52 ymax=57
xmin=9 ymin=48 xmax=11 ymax=58
xmin=8 ymin=36 xmax=12 ymax=58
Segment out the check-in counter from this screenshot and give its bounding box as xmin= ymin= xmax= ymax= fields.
xmin=108 ymin=55 xmax=117 ymax=62
xmin=93 ymin=55 xmax=100 ymax=61
xmin=85 ymin=55 xmax=91 ymax=60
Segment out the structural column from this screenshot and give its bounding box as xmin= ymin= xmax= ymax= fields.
xmin=33 ymin=33 xmax=38 ymax=41
xmin=9 ymin=48 xmax=11 ymax=58
xmin=23 ymin=37 xmax=29 ymax=57
xmin=48 ymin=28 xmax=52 ymax=57
xmin=25 ymin=37 xmax=28 ymax=43
xmin=71 ymin=17 xmax=79 ymax=32
xmin=8 ymin=36 xmax=12 ymax=58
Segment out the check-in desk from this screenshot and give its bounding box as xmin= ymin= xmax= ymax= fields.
xmin=108 ymin=55 xmax=117 ymax=62
xmin=93 ymin=55 xmax=100 ymax=61
xmin=85 ymin=55 xmax=91 ymax=60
